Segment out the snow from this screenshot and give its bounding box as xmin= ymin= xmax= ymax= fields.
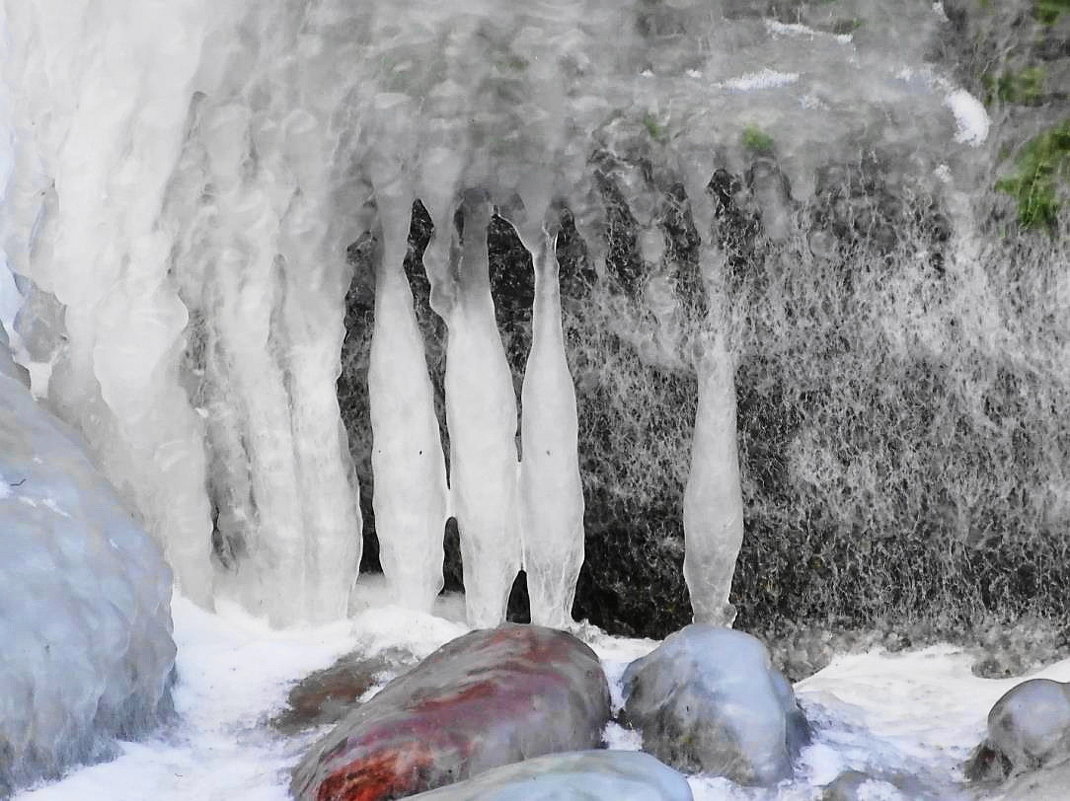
xmin=722 ymin=70 xmax=800 ymax=93
xmin=944 ymin=89 xmax=990 ymax=146
xmin=764 ymin=20 xmax=853 ymax=45
xmin=12 ymin=597 xmax=1070 ymax=801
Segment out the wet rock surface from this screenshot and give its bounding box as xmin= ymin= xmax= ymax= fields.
xmin=272 ymin=649 xmax=413 ymax=734
xmin=291 ymin=624 xmax=610 ymax=801
xmin=403 ymin=750 xmax=694 ymax=801
xmin=622 ymin=624 xmax=810 ymax=786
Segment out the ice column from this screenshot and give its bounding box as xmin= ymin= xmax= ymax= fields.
xmin=430 ymin=195 xmax=521 ymax=627
xmin=681 ymin=168 xmax=745 ymax=627
xmin=274 ymin=106 xmax=365 ymax=622
xmin=507 ymin=200 xmax=585 ymax=628
xmin=1 ymin=0 xmax=215 ymax=606
xmin=199 ymin=104 xmax=309 ymax=622
xmin=366 ymin=115 xmax=449 ymax=611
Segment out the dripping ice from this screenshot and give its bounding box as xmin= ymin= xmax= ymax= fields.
xmin=0 ymin=0 xmax=990 ymax=627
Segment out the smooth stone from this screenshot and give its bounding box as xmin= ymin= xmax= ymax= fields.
xmin=292 ymin=624 xmax=610 ymax=801
xmin=622 ymin=624 xmax=810 ymax=786
xmin=404 ymin=750 xmax=694 ymax=801
xmin=966 ymin=678 xmax=1070 ymax=782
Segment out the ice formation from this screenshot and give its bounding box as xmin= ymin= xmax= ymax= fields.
xmin=0 ymin=0 xmax=985 ymax=626
xmin=0 ymin=331 xmax=175 ymax=795
xmin=435 ymin=197 xmax=523 ymax=627
xmin=680 ymin=172 xmax=745 ymax=628
xmin=367 ymin=155 xmax=449 ymax=613
xmin=516 ymin=224 xmax=586 ymax=629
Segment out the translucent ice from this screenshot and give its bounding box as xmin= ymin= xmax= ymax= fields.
xmin=680 ymin=167 xmax=745 ymax=628
xmin=509 ymin=211 xmax=585 ymax=629
xmin=433 ymin=197 xmax=522 ymax=627
xmin=0 ymin=335 xmax=175 ymax=795
xmin=367 ymin=158 xmax=449 ymax=612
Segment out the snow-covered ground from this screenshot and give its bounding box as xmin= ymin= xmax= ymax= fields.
xmin=14 ymin=594 xmax=1070 ymax=801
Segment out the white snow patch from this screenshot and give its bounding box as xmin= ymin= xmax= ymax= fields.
xmin=603 ymin=721 xmax=643 ymax=751
xmin=766 ymin=19 xmax=853 ymax=44
xmin=944 ymin=89 xmax=990 ymax=146
xmin=723 ymin=69 xmax=799 ymax=92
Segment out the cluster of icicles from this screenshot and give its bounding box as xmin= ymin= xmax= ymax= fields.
xmin=1 ymin=0 xmax=968 ymax=629
xmin=0 ymin=0 xmax=751 ymax=629
xmin=363 ymin=182 xmax=742 ymax=629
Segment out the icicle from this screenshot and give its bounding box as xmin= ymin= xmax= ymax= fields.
xmin=367 ymin=123 xmax=449 ymax=611
xmin=681 ymin=166 xmax=745 ymax=627
xmin=274 ymin=105 xmax=364 ymax=622
xmin=429 ymin=193 xmax=521 ymax=627
xmin=508 ymin=198 xmax=585 ymax=628
xmin=197 ymin=100 xmax=311 ymax=623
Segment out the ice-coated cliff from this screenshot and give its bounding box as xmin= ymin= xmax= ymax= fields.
xmin=0 ymin=0 xmax=991 ymax=627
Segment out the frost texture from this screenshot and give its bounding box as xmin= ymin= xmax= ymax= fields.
xmin=0 ymin=333 xmax=175 ymax=796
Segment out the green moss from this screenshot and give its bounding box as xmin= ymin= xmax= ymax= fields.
xmin=830 ymin=18 xmax=863 ymax=35
xmin=741 ymin=124 xmax=775 ymax=155
xmin=983 ymin=66 xmax=1046 ymax=106
xmin=1035 ymin=0 xmax=1069 ymax=24
xmin=642 ymin=112 xmax=668 ymax=143
xmin=996 ymin=120 xmax=1070 ymax=231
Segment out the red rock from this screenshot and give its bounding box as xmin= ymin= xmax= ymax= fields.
xmin=291 ymin=624 xmax=610 ymax=801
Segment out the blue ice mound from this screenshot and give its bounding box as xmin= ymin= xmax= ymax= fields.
xmin=0 ymin=334 xmax=176 ymax=795
xmin=405 ymin=750 xmax=693 ymax=801
xmin=622 ymin=624 xmax=810 ymax=786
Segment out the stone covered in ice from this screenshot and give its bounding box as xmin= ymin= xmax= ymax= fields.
xmin=965 ymin=678 xmax=1070 ymax=782
xmin=405 ymin=750 xmax=694 ymax=801
xmin=0 ymin=339 xmax=175 ymax=795
xmin=622 ymin=625 xmax=810 ymax=786
xmin=292 ymin=624 xmax=610 ymax=801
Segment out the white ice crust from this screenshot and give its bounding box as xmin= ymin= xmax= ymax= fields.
xmin=0 ymin=337 xmax=175 ymax=794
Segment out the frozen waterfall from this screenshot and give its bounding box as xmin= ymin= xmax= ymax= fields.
xmin=0 ymin=0 xmax=990 ymax=627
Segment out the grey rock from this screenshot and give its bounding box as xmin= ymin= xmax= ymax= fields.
xmin=966 ymin=679 xmax=1070 ymax=782
xmin=621 ymin=624 xmax=810 ymax=786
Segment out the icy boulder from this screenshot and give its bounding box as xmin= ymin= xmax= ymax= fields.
xmin=0 ymin=338 xmax=176 ymax=796
xmin=405 ymin=751 xmax=693 ymax=801
xmin=0 ymin=327 xmax=28 ymax=388
xmin=820 ymin=770 xmax=928 ymax=800
xmin=292 ymin=624 xmax=610 ymax=801
xmin=966 ymin=679 xmax=1070 ymax=782
xmin=622 ymin=625 xmax=810 ymax=786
